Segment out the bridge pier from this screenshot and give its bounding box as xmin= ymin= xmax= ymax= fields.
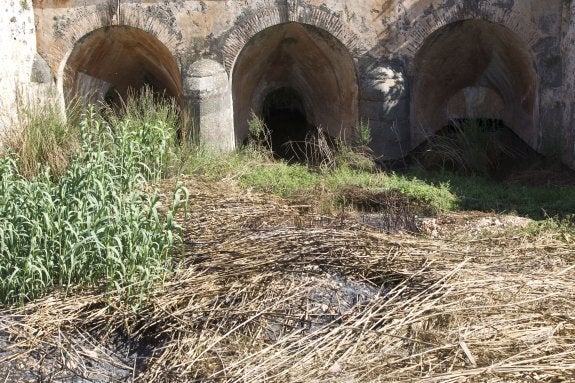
xmin=359 ymin=61 xmax=410 ymax=159
xmin=183 ymin=59 xmax=235 ymax=151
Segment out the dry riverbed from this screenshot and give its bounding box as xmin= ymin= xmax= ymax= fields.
xmin=1 ymin=177 xmax=574 ymax=382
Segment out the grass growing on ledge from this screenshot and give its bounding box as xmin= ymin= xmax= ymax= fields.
xmin=239 ymin=161 xmax=320 ymax=197
xmin=181 ymin=148 xmax=458 ymax=215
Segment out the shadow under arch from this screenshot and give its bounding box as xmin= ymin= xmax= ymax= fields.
xmin=63 ymin=25 xmax=182 ymax=109
xmin=411 ymin=19 xmax=539 ymax=150
xmin=231 ymin=22 xmax=359 ymax=157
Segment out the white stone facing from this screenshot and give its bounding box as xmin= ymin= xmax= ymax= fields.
xmin=0 ymin=0 xmax=37 ymax=136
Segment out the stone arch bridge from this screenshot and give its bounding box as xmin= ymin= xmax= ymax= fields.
xmin=3 ymin=0 xmax=575 ymax=167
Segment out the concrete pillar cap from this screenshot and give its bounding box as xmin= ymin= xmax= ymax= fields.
xmin=186 ymin=59 xmax=226 ymax=78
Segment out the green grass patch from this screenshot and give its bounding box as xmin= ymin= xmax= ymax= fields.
xmin=178 ymin=146 xmax=267 ymax=181
xmin=378 ymin=172 xmax=458 ymax=212
xmin=522 ymin=215 xmax=575 ymax=240
xmin=234 ymin=158 xmax=458 ymax=214
xmin=239 ymin=161 xmax=320 ymax=197
xmin=409 ymin=170 xmax=575 ymax=219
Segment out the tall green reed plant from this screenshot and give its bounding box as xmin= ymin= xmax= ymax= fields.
xmin=0 ymin=105 xmax=187 ymax=306
xmin=100 ymin=86 xmax=182 ymax=179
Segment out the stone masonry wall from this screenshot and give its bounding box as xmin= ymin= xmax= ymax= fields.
xmin=2 ymin=0 xmax=575 ymax=168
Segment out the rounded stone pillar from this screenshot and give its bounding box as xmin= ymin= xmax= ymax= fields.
xmin=183 ymin=59 xmax=235 ymax=151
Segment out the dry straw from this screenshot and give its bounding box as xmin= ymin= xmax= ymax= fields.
xmin=1 ymin=178 xmax=574 ymax=382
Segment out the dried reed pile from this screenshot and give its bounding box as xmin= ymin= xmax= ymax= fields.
xmin=1 ymin=178 xmax=574 ymax=382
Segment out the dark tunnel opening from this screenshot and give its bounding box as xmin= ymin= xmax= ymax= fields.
xmin=262 ymin=87 xmax=316 ymax=160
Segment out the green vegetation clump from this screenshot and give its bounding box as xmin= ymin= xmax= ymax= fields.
xmin=239 ymin=161 xmax=320 ymax=197
xmin=413 ymin=170 xmax=575 ymax=219
xmin=0 ymin=101 xmax=186 ymax=306
xmin=224 ymin=154 xmax=457 ymax=214
xmin=419 ymin=118 xmax=523 ymax=176
xmin=246 ymin=111 xmax=272 ymax=152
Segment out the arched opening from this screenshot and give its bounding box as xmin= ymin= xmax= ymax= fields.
xmin=232 ymin=22 xmax=358 ymax=159
xmin=63 ymin=26 xmax=182 ymax=109
xmin=412 ymin=19 xmax=538 ymax=151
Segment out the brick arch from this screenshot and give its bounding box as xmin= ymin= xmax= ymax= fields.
xmin=222 ymin=1 xmax=365 ymax=72
xmin=47 ymin=5 xmax=183 ymax=77
xmin=230 ymin=21 xmax=360 ymax=148
xmin=58 ymin=18 xmax=183 ymax=111
xmin=397 ymin=1 xmax=539 ymax=62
